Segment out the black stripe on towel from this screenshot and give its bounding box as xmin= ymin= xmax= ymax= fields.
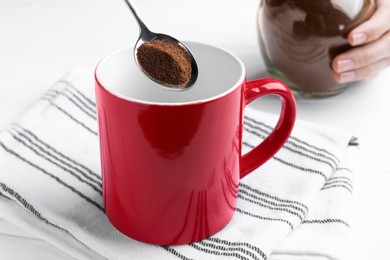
xmin=244 ymin=121 xmax=339 ymax=168
xmin=244 ymin=120 xmax=339 ymax=165
xmin=324 ymin=178 xmax=353 ymax=190
xmin=239 ymin=183 xmax=308 ymax=212
xmin=12 ymin=126 xmax=101 ymax=185
xmin=0 ymin=190 xmax=11 ymax=200
xmin=11 ymin=126 xmax=102 ymax=187
xmin=57 ymin=80 xmax=96 ymax=108
xmin=189 ymin=243 xmax=251 ymax=260
xmin=303 ymin=218 xmax=350 ymax=228
xmin=237 ymin=192 xmax=304 ymax=221
xmin=321 ymin=184 xmax=353 ymax=194
xmin=327 ymin=176 xmax=352 ymax=183
xmin=48 ymin=82 xmax=97 ymax=121
xmin=199 ymin=237 xmax=267 ymax=260
xmin=14 ymin=124 xmax=101 ymax=181
xmin=236 ymin=207 xmax=294 ymax=230
xmin=59 ymin=90 xmax=97 ymax=120
xmin=0 ymin=181 xmax=100 ymax=256
xmin=64 ymin=88 xmax=96 ymax=114
xmin=162 ymin=246 xmax=193 ymax=260
xmin=242 ymin=142 xmax=327 ymax=181
xmin=8 ymin=130 xmax=103 ymax=195
xmin=41 ymin=91 xmax=58 ymax=100
xmin=0 ymin=141 xmax=104 ymax=212
xmin=243 ymin=126 xmax=336 ymax=170
xmin=336 ymin=167 xmax=353 ymax=173
xmin=244 ymin=115 xmax=340 ymax=162
xmin=41 ymin=97 xmax=98 ymax=135
xmin=46 ymin=88 xmax=96 ymax=118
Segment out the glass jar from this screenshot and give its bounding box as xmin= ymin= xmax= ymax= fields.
xmin=257 ymin=0 xmax=376 ymax=97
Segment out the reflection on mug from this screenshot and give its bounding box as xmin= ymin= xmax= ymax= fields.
xmin=138 ymin=106 xmax=203 ymax=158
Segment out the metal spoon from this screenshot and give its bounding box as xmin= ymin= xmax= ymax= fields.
xmin=122 ymin=0 xmax=198 ymax=91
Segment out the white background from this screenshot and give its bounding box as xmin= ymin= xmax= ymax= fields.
xmin=1 ymin=0 xmax=390 ymax=259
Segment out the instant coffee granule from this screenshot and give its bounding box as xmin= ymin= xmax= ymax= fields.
xmin=136 ymin=39 xmax=191 ymax=88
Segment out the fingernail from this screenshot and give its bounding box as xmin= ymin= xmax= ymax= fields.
xmin=340 ymin=71 xmax=356 ymax=83
xmin=352 ymin=33 xmax=367 ymax=45
xmin=337 ymin=59 xmax=354 ymax=72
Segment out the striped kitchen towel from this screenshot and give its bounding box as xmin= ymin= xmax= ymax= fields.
xmin=0 ymin=68 xmax=357 ymax=260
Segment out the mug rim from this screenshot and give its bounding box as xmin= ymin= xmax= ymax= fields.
xmin=94 ymin=41 xmax=246 ymax=106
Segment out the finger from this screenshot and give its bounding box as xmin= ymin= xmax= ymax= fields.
xmin=348 ymin=5 xmax=390 ymax=46
xmin=333 ymin=31 xmax=390 ymax=73
xmin=333 ymin=57 xmax=390 ymax=83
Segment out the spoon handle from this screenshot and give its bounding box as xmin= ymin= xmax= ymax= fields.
xmin=122 ymin=0 xmax=154 ymax=41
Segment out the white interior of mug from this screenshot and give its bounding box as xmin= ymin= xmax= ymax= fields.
xmin=95 ymin=42 xmax=245 ymax=104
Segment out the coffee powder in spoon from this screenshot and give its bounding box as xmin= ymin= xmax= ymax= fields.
xmin=137 ymin=39 xmax=192 ymax=88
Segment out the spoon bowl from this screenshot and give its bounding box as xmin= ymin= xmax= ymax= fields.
xmin=123 ymin=0 xmax=198 ymax=91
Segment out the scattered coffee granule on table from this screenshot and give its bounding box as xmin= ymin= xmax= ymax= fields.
xmin=136 ymin=39 xmax=191 ymax=88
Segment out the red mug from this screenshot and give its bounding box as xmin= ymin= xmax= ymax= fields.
xmin=95 ymin=42 xmax=296 ymax=245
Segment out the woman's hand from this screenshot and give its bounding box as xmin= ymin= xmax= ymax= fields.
xmin=332 ymin=0 xmax=390 ymax=83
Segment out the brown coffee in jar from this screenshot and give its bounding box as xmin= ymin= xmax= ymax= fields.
xmin=258 ymin=0 xmax=376 ymax=97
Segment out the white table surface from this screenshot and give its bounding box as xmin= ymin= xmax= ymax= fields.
xmin=1 ymin=0 xmax=389 ymax=259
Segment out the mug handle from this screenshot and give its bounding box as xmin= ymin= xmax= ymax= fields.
xmin=240 ymin=78 xmax=296 ymax=179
